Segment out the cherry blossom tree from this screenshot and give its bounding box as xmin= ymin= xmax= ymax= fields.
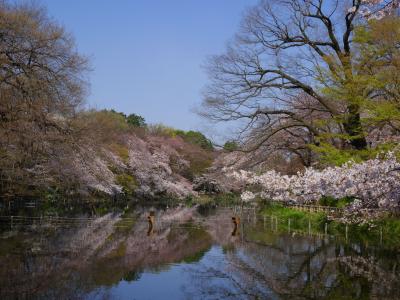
xmin=231 ymin=153 xmax=400 ymax=209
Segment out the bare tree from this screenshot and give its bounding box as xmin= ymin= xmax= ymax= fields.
xmin=200 ymin=0 xmax=400 ymax=162
xmin=0 ymin=1 xmax=89 ymax=198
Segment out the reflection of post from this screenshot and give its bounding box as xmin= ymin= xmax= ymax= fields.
xmin=232 ymin=216 xmax=240 ymax=237
xmin=147 ymin=211 xmax=155 ymax=236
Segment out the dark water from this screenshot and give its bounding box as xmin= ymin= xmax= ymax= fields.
xmin=0 ymin=208 xmax=399 ymax=299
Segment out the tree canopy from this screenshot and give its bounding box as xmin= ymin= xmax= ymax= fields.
xmin=127 ymin=113 xmax=146 ymax=127
xmin=200 ymin=0 xmax=400 ymax=166
xmin=0 ymin=1 xmax=89 ymax=196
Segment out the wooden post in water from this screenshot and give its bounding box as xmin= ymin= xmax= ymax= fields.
xmin=10 ymin=216 xmax=13 ymax=229
xmin=345 ymin=225 xmax=348 ymax=242
xmin=380 ymin=226 xmax=383 ymax=245
xmin=232 ymin=216 xmax=240 ymax=237
xmin=288 ymin=218 xmax=291 ymax=234
xmin=308 ymin=219 xmax=311 ymax=235
xmin=275 ymin=216 xmax=278 ymax=232
xmin=147 ymin=211 xmax=155 ymax=236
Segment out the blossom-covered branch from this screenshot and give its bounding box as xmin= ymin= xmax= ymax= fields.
xmin=232 ymin=153 xmax=400 ymax=209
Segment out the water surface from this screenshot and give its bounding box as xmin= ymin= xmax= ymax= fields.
xmin=0 ymin=208 xmax=399 ymax=299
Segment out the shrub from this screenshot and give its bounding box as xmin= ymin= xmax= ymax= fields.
xmin=183 ymin=131 xmax=213 ymax=150
xmin=223 ymin=141 xmax=238 ymax=151
xmin=116 ymin=174 xmax=137 ymax=196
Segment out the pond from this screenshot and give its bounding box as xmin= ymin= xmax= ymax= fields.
xmin=0 ymin=207 xmax=399 ymax=299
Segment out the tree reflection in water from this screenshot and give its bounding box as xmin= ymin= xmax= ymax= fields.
xmin=0 ymin=208 xmax=399 ymax=299
xmin=186 ymin=214 xmax=400 ymax=300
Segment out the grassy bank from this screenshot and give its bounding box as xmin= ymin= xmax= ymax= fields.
xmin=259 ymin=202 xmax=400 ymax=248
xmin=260 ymin=202 xmax=327 ymax=232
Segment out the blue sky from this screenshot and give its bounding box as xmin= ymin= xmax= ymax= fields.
xmin=39 ymin=0 xmax=259 ymax=138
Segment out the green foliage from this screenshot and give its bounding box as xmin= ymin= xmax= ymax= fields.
xmin=116 ymin=174 xmax=137 ymax=197
xmin=147 ymin=124 xmax=180 ymax=137
xmin=148 ymin=125 xmax=213 ymax=150
xmin=309 ymin=18 xmax=400 ymax=165
xmin=191 ymin=193 xmax=241 ymax=209
xmin=85 ymin=109 xmax=129 ymax=132
xmin=126 ymin=113 xmax=146 ymax=127
xmin=223 ymin=140 xmax=238 ymax=151
xmin=181 ymin=248 xmax=210 ymax=264
xmin=123 ymin=269 xmax=142 ymax=282
xmin=261 ymin=202 xmax=327 ymax=231
xmin=184 ymin=195 xmax=195 ymax=207
xmin=188 ymin=156 xmax=213 ymax=177
xmin=213 ymin=193 xmax=241 ymax=206
xmin=375 ymin=217 xmax=400 ymax=248
xmin=85 ymin=109 xmax=146 ymax=133
xmin=259 ymin=202 xmax=400 ymax=248
xmin=319 ymin=196 xmax=354 ymax=208
xmin=310 ymin=141 xmax=398 ymax=166
xmin=182 ymin=131 xmax=213 ymax=150
xmin=109 ymin=143 xmax=129 ymax=163
xmin=44 ymin=187 xmax=62 ymax=203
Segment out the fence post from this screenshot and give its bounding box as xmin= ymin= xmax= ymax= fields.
xmin=324 ymin=223 xmax=328 ymax=235
xmin=308 ymin=219 xmax=311 ymax=235
xmin=288 ymin=218 xmax=291 ymax=234
xmin=380 ymin=226 xmax=383 ymax=245
xmin=345 ymin=225 xmax=348 ymax=242
xmin=275 ymin=217 xmax=278 ymax=231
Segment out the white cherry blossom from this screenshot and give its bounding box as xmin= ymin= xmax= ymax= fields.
xmin=230 ymin=153 xmax=400 ymax=209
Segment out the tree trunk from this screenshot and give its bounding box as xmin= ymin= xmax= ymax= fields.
xmin=343 ymin=104 xmax=367 ymax=150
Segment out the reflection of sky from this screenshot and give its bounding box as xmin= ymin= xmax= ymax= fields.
xmin=87 ymin=246 xmax=229 ymax=300
xmin=2 ymin=214 xmax=400 ymax=299
xmin=38 ymin=0 xmax=259 ymax=139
